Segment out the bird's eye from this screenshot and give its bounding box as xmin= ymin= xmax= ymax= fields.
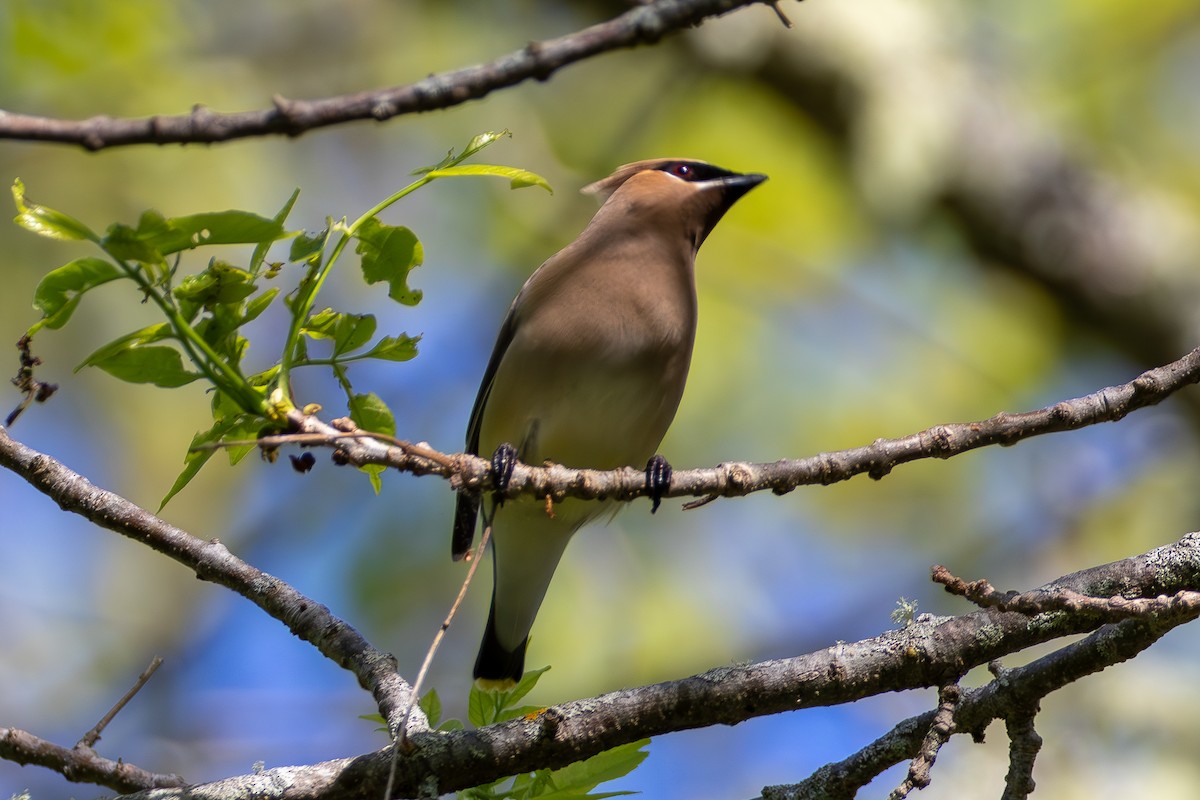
xmin=670 ymin=163 xmax=693 ymax=179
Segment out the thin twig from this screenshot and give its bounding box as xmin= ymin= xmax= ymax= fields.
xmin=384 ymin=521 xmax=492 ymax=799
xmin=933 ymin=565 xmax=1200 ymax=620
xmin=887 ymin=683 xmax=960 ymax=800
xmin=77 ymin=656 xmax=163 ymax=748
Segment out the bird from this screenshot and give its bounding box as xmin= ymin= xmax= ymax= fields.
xmin=453 ymin=158 xmax=766 ymax=688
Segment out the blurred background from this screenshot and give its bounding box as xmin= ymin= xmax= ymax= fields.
xmin=4 ymin=0 xmax=1200 ymax=797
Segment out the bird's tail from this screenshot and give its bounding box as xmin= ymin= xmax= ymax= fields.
xmin=473 ymin=601 xmax=529 ymax=687
xmin=471 ymin=499 xmax=591 ymax=688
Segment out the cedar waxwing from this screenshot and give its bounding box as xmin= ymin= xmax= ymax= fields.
xmin=454 ymin=159 xmax=766 ymax=687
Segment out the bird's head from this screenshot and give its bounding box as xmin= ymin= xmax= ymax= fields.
xmin=582 ymin=158 xmax=767 ymax=249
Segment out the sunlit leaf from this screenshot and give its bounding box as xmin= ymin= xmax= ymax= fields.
xmin=141 ymin=209 xmax=286 ymax=255
xmin=425 ymin=164 xmax=552 ymax=193
xmin=289 ymin=225 xmax=329 ymax=265
xmin=32 ymin=257 xmax=122 ymax=329
xmin=533 ymin=740 xmax=649 ymax=799
xmin=12 ymin=179 xmax=97 ymax=241
xmin=354 ymin=217 xmax=424 ymax=306
xmin=362 ymin=333 xmax=420 ymax=362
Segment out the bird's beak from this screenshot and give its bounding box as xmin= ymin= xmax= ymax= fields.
xmin=708 ymin=172 xmax=768 ymax=202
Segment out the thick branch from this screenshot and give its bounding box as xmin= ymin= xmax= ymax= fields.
xmin=0 ymin=424 xmax=422 ymax=741
xmin=113 ymin=533 xmax=1200 ymax=799
xmin=759 ymin=613 xmax=1177 ymax=800
xmin=0 ymin=727 xmax=183 ymax=793
xmin=0 ymin=0 xmax=776 ymax=151
xmin=278 ymin=347 xmax=1200 ymax=505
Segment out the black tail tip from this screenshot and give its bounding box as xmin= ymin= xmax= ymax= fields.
xmin=474 ymin=627 xmax=527 ymax=688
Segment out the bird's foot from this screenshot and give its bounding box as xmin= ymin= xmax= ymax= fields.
xmin=645 ymin=454 xmax=672 ymax=514
xmin=491 ymin=442 xmax=519 ymax=504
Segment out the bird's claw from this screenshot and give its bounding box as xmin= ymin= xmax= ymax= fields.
xmin=645 ymin=454 xmax=672 ymax=514
xmin=491 ymin=442 xmax=519 ymax=503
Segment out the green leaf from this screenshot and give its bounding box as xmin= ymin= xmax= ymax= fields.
xmin=348 ymin=392 xmax=395 ymax=437
xmin=83 ymin=345 xmax=201 ymax=387
xmin=160 ymin=411 xmax=257 ymax=509
xmin=242 ymin=287 xmax=280 ymax=325
xmin=505 ymin=666 xmax=550 ymax=709
xmin=301 ymin=309 xmax=378 ymax=357
xmin=76 ymin=324 xmax=173 ymax=371
xmin=413 ymin=130 xmax=511 ymax=174
xmin=32 ymin=257 xmax=122 ymax=328
xmin=141 ymin=209 xmax=286 ymax=255
xmin=534 ymin=740 xmax=649 ymax=799
xmin=425 ymin=164 xmax=553 ymax=193
xmin=174 ymin=260 xmax=257 ymax=306
xmin=419 ymin=689 xmax=443 ymax=728
xmin=349 ymin=391 xmax=395 ymax=494
xmin=250 ymin=189 xmax=300 ymax=276
xmin=289 ymin=225 xmax=329 ymax=265
xmin=101 ymin=221 xmax=166 ymax=265
xmin=362 ymin=333 xmax=420 ymax=362
xmin=467 ymin=685 xmax=493 ymax=728
xmin=12 ymin=179 xmax=97 ymax=241
xmin=354 ymin=217 xmax=424 ymax=306
xmin=468 ymin=666 xmax=550 ymax=727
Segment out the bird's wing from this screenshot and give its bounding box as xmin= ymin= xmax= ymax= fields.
xmin=452 ymin=303 xmax=520 ymax=560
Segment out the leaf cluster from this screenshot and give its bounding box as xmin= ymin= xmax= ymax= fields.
xmin=11 ymin=131 xmax=550 ymax=506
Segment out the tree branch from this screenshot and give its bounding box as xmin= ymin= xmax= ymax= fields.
xmin=0 ymin=727 xmax=183 ymax=794
xmin=111 ymin=532 xmax=1200 ymax=798
xmin=0 ymin=424 xmax=423 ymax=739
xmin=268 ymin=346 xmax=1200 ymax=506
xmin=758 ymin=611 xmax=1183 ymax=800
xmin=0 ymin=0 xmax=779 ymax=151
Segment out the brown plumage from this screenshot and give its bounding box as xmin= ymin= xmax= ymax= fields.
xmin=454 ymin=159 xmax=766 ymax=687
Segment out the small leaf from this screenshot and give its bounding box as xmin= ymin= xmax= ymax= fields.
xmin=419 ymin=689 xmax=443 ymax=728
xmin=461 ymin=130 xmax=511 ymax=161
xmin=32 ymin=257 xmax=122 ymax=327
xmin=412 ymin=130 xmax=511 ymax=174
xmin=242 ymin=287 xmax=280 ymax=325
xmin=333 ymin=315 xmax=377 ymax=357
xmin=161 ymin=412 xmax=256 ymax=509
xmin=354 ymin=217 xmax=424 ymax=306
xmin=362 ymin=333 xmax=420 ymax=362
xmin=505 ymin=666 xmax=550 ymax=708
xmin=425 ymin=164 xmax=553 ymax=193
xmin=84 ymin=345 xmax=201 ymax=387
xmin=289 ymin=226 xmax=329 ymax=265
xmin=102 ymin=222 xmax=166 ymax=265
xmin=535 ymin=740 xmax=650 ymax=800
xmin=467 ymin=685 xmax=493 ymax=728
xmin=348 ymin=392 xmax=395 ymax=437
xmin=250 ymin=189 xmax=300 ymax=276
xmin=301 ymin=309 xmax=378 ymax=357
xmin=12 ymin=179 xmax=97 ymax=241
xmin=76 ymin=324 xmax=173 ymax=371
